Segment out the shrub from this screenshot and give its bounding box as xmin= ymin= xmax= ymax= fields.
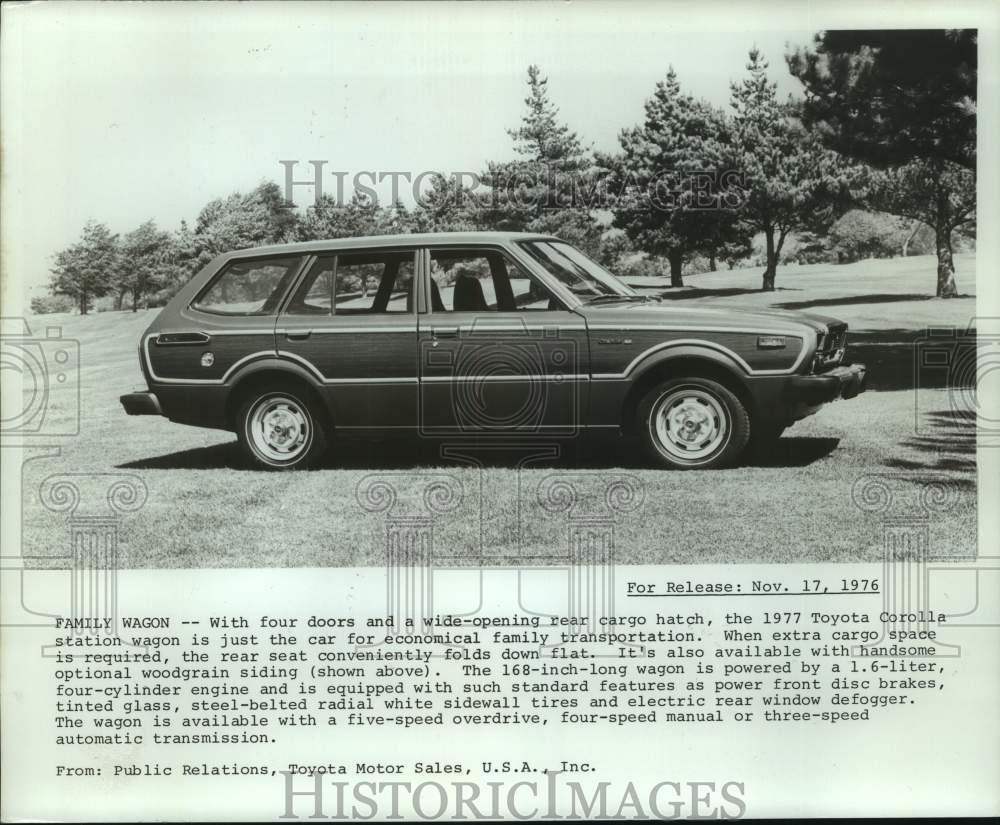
xmin=29 ymin=294 xmax=75 ymax=315
xmin=147 ymin=284 xmax=183 ymax=308
xmin=684 ymin=254 xmax=714 ymax=275
xmin=787 ymin=232 xmax=838 ymax=265
xmin=614 ymin=254 xmax=669 ymax=280
xmin=830 ymin=210 xmax=909 ymax=262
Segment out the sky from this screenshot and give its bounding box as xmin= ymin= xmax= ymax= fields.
xmin=2 ymin=2 xmax=823 ymax=293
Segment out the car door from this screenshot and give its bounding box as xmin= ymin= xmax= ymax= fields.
xmin=416 ymin=245 xmax=588 ymax=436
xmin=276 ymin=248 xmax=419 ymax=431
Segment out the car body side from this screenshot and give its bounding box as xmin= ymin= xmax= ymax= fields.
xmin=123 ymin=232 xmax=864 ymax=443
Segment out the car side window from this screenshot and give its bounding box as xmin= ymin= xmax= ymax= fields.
xmin=192 ymin=256 xmax=301 ymax=316
xmin=428 ymin=249 xmax=558 ymax=312
xmin=336 ymin=252 xmax=414 ymax=314
xmin=285 ymin=257 xmax=336 ymax=315
xmin=284 ymin=251 xmax=416 ymax=315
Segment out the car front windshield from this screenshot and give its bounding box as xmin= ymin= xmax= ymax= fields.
xmin=518 ymin=240 xmax=637 ymax=301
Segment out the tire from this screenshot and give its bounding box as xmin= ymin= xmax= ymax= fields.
xmin=637 ymin=377 xmax=750 ymax=469
xmin=236 ymin=383 xmax=328 ymax=470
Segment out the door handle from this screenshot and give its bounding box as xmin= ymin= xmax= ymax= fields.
xmin=431 ymin=327 xmax=458 ymax=339
xmin=285 ymin=330 xmax=312 ymax=341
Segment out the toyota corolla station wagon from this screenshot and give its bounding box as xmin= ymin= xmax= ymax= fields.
xmin=121 ymin=232 xmax=866 ymax=470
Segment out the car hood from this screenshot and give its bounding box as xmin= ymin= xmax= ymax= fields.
xmin=577 ymin=300 xmax=844 ymax=335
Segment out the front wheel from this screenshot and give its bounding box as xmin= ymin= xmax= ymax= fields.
xmin=236 ymin=385 xmax=328 ymax=470
xmin=637 ymin=377 xmax=750 ymax=469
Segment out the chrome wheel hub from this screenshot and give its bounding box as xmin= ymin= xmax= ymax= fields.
xmin=652 ymin=388 xmax=728 ymax=461
xmin=249 ymin=396 xmax=309 ymax=462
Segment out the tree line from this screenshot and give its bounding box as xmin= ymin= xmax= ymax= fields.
xmin=39 ymin=30 xmax=975 ymax=315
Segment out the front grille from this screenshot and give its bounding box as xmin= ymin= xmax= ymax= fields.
xmin=813 ymin=324 xmax=848 ymax=372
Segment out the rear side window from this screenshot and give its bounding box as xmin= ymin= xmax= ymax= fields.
xmin=193 ymin=256 xmax=301 ymax=315
xmin=284 ymin=250 xmax=415 ymax=315
xmin=336 ymin=252 xmax=414 ymax=314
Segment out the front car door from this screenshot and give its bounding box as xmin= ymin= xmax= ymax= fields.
xmin=276 ymin=247 xmax=419 ymax=431
xmin=416 ymin=244 xmax=589 ymax=437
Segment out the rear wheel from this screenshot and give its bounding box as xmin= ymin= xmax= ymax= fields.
xmin=637 ymin=377 xmax=749 ymax=469
xmin=236 ymin=384 xmax=328 ymax=470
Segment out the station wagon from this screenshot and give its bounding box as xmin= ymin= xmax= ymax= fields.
xmin=121 ymin=232 xmax=866 ymax=469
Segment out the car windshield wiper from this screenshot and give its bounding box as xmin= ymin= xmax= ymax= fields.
xmin=582 ymin=294 xmax=653 ymax=305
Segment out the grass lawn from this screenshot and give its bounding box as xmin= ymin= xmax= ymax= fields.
xmin=15 ymin=254 xmax=979 ymax=567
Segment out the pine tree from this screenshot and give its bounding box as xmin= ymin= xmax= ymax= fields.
xmin=116 ymin=220 xmax=171 ymax=310
xmin=729 ymin=49 xmax=847 ymax=290
xmin=413 ymin=174 xmax=480 ymax=232
xmin=48 ymin=221 xmax=119 ymax=314
xmin=508 ymin=65 xmax=588 ymax=171
xmin=482 ymin=65 xmax=597 ymax=240
xmin=604 ymin=68 xmax=744 ymax=287
xmin=192 ymin=182 xmax=301 ymax=265
xmin=864 ymin=160 xmax=974 ymax=293
xmin=789 ymin=30 xmax=977 ymax=296
xmin=299 ymin=194 xmax=351 ymax=241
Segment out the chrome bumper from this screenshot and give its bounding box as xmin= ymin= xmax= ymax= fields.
xmin=789 ymin=363 xmax=867 ymax=406
xmin=120 ymin=391 xmax=163 ymax=416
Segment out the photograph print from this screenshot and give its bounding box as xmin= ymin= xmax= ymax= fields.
xmin=4 ymin=9 xmax=980 ymax=568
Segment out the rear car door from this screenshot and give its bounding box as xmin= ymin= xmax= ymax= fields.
xmin=276 ymin=247 xmax=419 ymax=430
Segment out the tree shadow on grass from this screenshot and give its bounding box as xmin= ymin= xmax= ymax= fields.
xmin=846 ymin=328 xmax=979 ymax=391
xmin=882 ymin=408 xmax=978 ymax=475
xmin=654 ymin=286 xmax=800 ymax=301
xmin=774 ymin=293 xmax=953 ymax=310
xmin=117 ymin=435 xmax=842 ymax=472
xmin=884 ymin=457 xmax=977 ymax=474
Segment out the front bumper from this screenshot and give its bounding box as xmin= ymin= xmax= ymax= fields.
xmin=120 ymin=391 xmax=163 ymax=416
xmin=789 ymin=363 xmax=867 ymax=407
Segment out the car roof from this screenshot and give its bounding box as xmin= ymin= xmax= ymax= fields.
xmin=223 ymin=231 xmax=558 ymax=259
